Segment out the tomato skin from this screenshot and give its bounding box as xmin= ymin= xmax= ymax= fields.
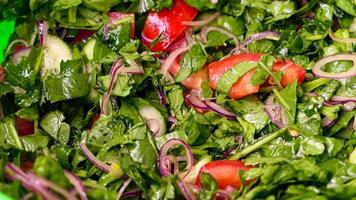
xmin=15 ymin=117 xmax=34 ymax=137
xmin=272 ymin=59 xmax=305 ymax=87
xmin=229 ymin=69 xmax=260 ymax=100
xmin=208 ymin=53 xmax=262 ymax=89
xmin=196 ymin=160 xmax=253 ymax=189
xmin=168 ymin=57 xmax=208 ymax=90
xmin=142 ymin=0 xmax=197 ymax=52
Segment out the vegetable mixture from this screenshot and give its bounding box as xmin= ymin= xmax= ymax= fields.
xmin=0 ymin=0 xmax=355 ymax=199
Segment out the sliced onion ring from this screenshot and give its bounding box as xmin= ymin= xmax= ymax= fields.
xmin=116 ymin=178 xmax=132 ymax=200
xmin=312 ymin=54 xmax=356 ymax=79
xmin=159 ymin=139 xmax=194 ymax=178
xmin=101 ymin=59 xmax=124 ymax=115
xmin=265 ymin=95 xmax=288 ymax=128
xmin=182 ymin=12 xmax=221 ymax=27
xmin=177 ymin=180 xmax=198 ymax=200
xmin=79 ymin=143 xmax=111 ymax=173
xmin=146 ymin=119 xmax=161 ymax=136
xmin=239 ymin=31 xmax=280 ymax=48
xmin=64 ymin=170 xmax=88 ymax=200
xmin=185 ymin=93 xmax=209 ymax=111
xmin=329 ymin=30 xmax=356 ymax=43
xmin=38 ymin=20 xmax=49 ymax=46
xmin=322 ymin=117 xmax=336 ymax=128
xmin=201 ymin=26 xmax=239 ymax=46
xmin=330 ymin=95 xmax=356 ymax=103
xmin=12 ymin=47 xmax=31 ymax=63
xmin=204 ymin=101 xmax=236 ymax=119
xmin=5 ymin=163 xmax=62 ymax=200
xmin=160 ymin=46 xmax=190 ymax=83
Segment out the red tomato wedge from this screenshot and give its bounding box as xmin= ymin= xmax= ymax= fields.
xmin=229 ymin=69 xmax=260 ymax=100
xmin=15 ymin=117 xmax=34 ymax=137
xmin=168 ymin=56 xmax=208 ymax=90
xmin=208 ymin=53 xmax=262 ymax=89
xmin=196 ymin=160 xmax=253 ymax=189
xmin=272 ymin=59 xmax=305 ymax=87
xmin=141 ymin=0 xmax=197 ymax=52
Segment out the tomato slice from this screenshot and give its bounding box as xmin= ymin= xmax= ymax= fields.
xmin=15 ymin=117 xmax=34 ymax=137
xmin=272 ymin=59 xmax=305 ymax=87
xmin=229 ymin=69 xmax=260 ymax=100
xmin=208 ymin=53 xmax=262 ymax=89
xmin=168 ymin=56 xmax=208 ymax=90
xmin=196 ymin=160 xmax=253 ymax=189
xmin=142 ymin=0 xmax=197 ymax=52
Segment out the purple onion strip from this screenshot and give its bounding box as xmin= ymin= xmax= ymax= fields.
xmin=64 ymin=170 xmax=88 ymax=200
xmin=79 ymin=143 xmax=111 ymax=173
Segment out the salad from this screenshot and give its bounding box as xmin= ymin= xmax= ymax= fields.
xmin=0 ymin=0 xmax=355 ymax=199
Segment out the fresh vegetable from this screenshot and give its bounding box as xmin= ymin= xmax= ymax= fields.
xmin=196 ymin=160 xmax=253 ymax=189
xmin=142 ymin=0 xmax=198 ymax=52
xmin=1 ymin=1 xmax=356 ymax=199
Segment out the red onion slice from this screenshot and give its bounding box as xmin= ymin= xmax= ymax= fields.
xmin=116 ymin=178 xmax=132 ymax=200
xmin=204 ymin=101 xmax=236 ymax=119
xmin=329 ymin=30 xmax=356 ymax=44
xmin=312 ymin=54 xmax=356 ymax=79
xmin=322 ymin=117 xmax=336 ymax=128
xmin=5 ymin=163 xmax=61 ymax=200
xmin=27 ymin=173 xmax=76 ymax=200
xmin=39 ymin=20 xmax=49 ymax=46
xmin=185 ymin=93 xmax=209 ymax=111
xmin=101 ymin=59 xmax=124 ymax=115
xmin=123 ymin=189 xmax=142 ymax=198
xmin=214 ymin=190 xmax=232 ymax=200
xmin=265 ymin=95 xmax=288 ymax=128
xmin=330 ymin=96 xmax=356 ymax=103
xmin=157 ymin=89 xmax=168 ymax=105
xmin=12 ymin=47 xmax=31 ymax=63
xmin=146 ymin=119 xmax=161 ymax=136
xmin=79 ymin=143 xmax=111 ymax=173
xmin=177 ymin=180 xmax=198 ymax=200
xmin=118 ymin=64 xmax=144 ymax=75
xmin=64 ymin=171 xmax=88 ymax=200
xmin=159 ymin=139 xmax=194 ymax=178
xmin=182 ymin=12 xmax=221 ymax=27
xmin=239 ymin=31 xmax=280 ymax=47
xmin=201 ymin=26 xmax=239 ymax=46
xmin=160 ymin=46 xmax=190 ymax=83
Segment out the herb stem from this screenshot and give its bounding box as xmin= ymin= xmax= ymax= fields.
xmin=273 ymin=88 xmax=291 ymax=111
xmin=229 ymin=127 xmax=288 ymax=160
xmin=258 ymin=62 xmax=283 ymax=89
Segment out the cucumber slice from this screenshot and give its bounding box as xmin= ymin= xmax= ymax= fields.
xmin=42 ymin=35 xmax=72 ymax=76
xmin=135 ymin=99 xmax=166 ymax=136
xmin=83 ymin=39 xmax=96 ymax=60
